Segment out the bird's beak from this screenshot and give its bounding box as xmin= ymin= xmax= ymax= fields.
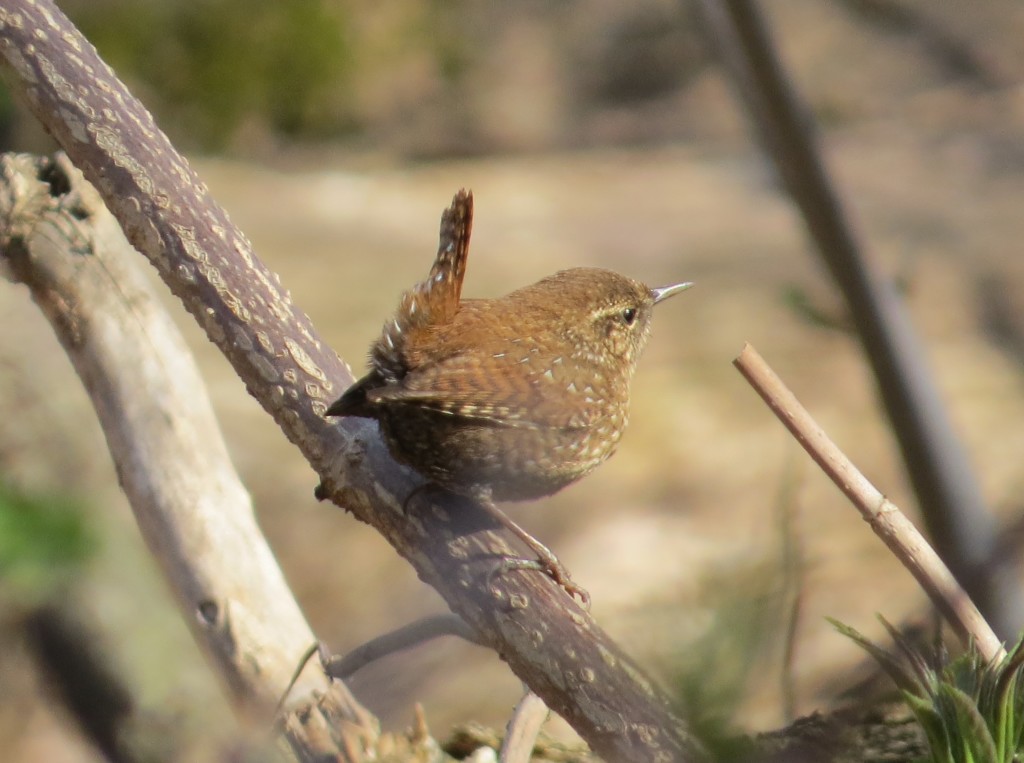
xmin=651 ymin=282 xmax=694 ymax=304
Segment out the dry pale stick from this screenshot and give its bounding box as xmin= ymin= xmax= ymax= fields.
xmin=734 ymin=343 xmax=1004 ymax=662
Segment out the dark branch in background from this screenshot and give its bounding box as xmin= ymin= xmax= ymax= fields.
xmin=694 ymin=0 xmax=1021 ymax=638
xmin=838 ymin=0 xmax=1013 ymax=88
xmin=24 ymin=604 xmax=138 ymax=763
xmin=976 ymin=271 xmax=1024 ymax=372
xmin=0 ymin=3 xmax=702 ymax=760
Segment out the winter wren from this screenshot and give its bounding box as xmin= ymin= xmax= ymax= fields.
xmin=326 ymin=190 xmax=691 ymax=603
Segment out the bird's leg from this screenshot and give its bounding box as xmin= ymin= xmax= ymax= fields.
xmin=404 ymin=484 xmax=591 ymax=608
xmin=478 ymin=499 xmax=591 ymax=610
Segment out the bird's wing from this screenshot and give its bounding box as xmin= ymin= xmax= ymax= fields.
xmin=365 ymin=350 xmax=608 ymax=431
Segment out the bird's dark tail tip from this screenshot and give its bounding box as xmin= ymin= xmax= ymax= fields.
xmin=325 ymin=376 xmax=375 ymax=418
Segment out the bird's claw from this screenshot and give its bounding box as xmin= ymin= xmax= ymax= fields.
xmin=489 ymin=556 xmax=591 ymax=610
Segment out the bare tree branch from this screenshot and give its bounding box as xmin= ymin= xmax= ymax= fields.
xmin=695 ymin=0 xmax=1021 ymax=636
xmin=0 ymin=3 xmax=702 ymax=760
xmin=0 ymin=152 xmax=324 ymax=708
xmin=0 ymin=151 xmax=379 ymax=760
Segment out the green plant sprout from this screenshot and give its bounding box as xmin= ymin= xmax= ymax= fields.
xmin=832 ymin=616 xmax=1024 ymax=763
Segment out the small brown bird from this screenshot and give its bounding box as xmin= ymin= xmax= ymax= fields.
xmin=326 ymin=190 xmax=691 ymax=604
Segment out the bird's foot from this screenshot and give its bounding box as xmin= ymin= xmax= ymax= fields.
xmin=490 ymin=554 xmax=591 ymax=610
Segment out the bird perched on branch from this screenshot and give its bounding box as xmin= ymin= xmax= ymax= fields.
xmin=327 ymin=190 xmax=691 ymax=605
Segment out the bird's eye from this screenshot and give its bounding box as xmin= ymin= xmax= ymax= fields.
xmin=621 ymin=307 xmax=637 ymax=325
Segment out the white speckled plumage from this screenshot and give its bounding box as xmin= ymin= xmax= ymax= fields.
xmin=327 ymin=189 xmax=691 ymax=503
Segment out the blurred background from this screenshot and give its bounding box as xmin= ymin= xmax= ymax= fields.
xmin=3 ymin=0 xmax=1024 ymax=759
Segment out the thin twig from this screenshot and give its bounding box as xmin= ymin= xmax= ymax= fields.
xmin=733 ymin=343 xmax=1004 ymax=663
xmin=323 ymin=614 xmax=482 ymax=681
xmin=499 ymin=690 xmax=549 ymax=763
